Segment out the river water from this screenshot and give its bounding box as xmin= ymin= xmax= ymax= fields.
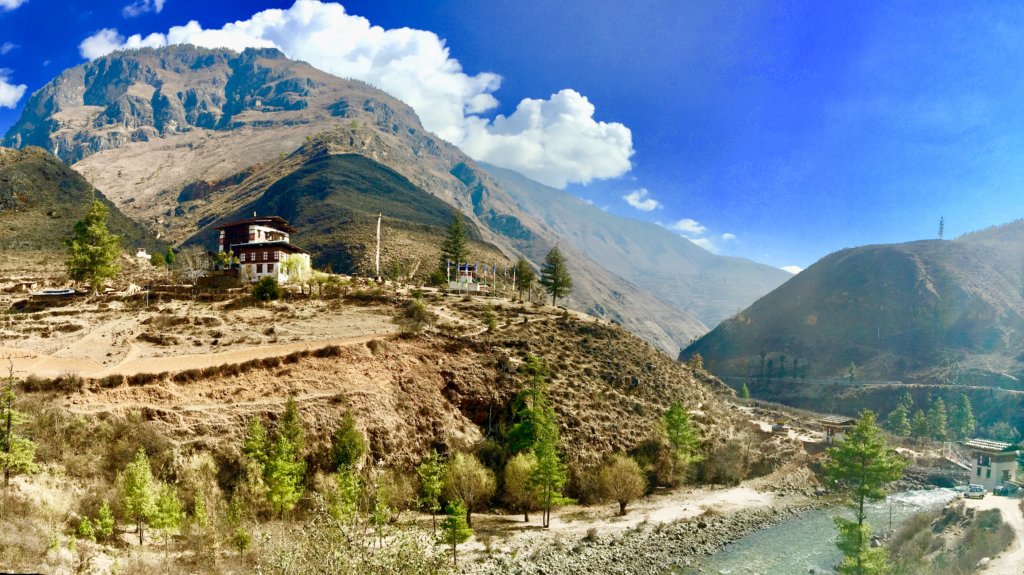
xmin=676 ymin=489 xmax=958 ymax=575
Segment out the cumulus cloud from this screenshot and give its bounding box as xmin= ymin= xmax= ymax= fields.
xmin=670 ymin=218 xmax=707 ymax=236
xmin=622 ymin=188 xmax=661 ymax=211
xmin=781 ymin=265 xmax=803 ymax=275
xmin=0 ymin=42 xmax=18 ymax=55
xmin=0 ymin=69 xmax=26 ymax=108
xmin=76 ymin=0 xmax=634 ymax=189
xmin=721 ymin=232 xmax=736 ymax=241
xmin=123 ymin=0 xmax=166 ymax=18
xmin=0 ymin=0 xmax=27 ymax=11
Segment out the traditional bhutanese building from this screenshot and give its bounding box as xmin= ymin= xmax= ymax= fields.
xmin=818 ymin=415 xmax=857 ymax=445
xmin=214 ymin=216 xmax=311 ymax=283
xmin=963 ymin=438 xmax=1019 ymax=491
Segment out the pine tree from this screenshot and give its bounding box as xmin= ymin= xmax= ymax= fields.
xmin=911 ymin=409 xmax=929 ymax=442
xmin=886 ymin=405 xmax=911 ymax=437
xmin=330 ymin=411 xmax=366 ymax=471
xmin=823 ymin=411 xmax=906 ymax=575
xmin=66 ymin=200 xmax=122 ymax=294
xmin=76 ymin=516 xmax=95 ymax=542
xmin=416 ymin=450 xmax=445 ymax=535
xmin=530 ymin=396 xmax=568 ymax=528
xmin=950 ymin=393 xmax=976 ymax=440
xmin=663 ymin=402 xmax=703 ymax=481
xmin=513 ymin=256 xmax=536 ymax=302
xmin=928 ymin=397 xmax=948 ymax=441
xmin=898 ymin=392 xmax=914 ymax=413
xmin=539 ymin=246 xmax=573 ymax=306
xmin=265 ymin=400 xmax=306 ymax=519
xmin=164 ymin=247 xmax=175 ymax=267
xmin=439 ymin=500 xmax=472 ymax=567
xmin=1 ymin=368 xmax=37 ymax=496
xmin=94 ymin=501 xmax=115 ymax=541
xmin=121 ymin=448 xmax=158 ymax=545
xmin=440 ymin=213 xmax=469 ymax=271
xmin=740 ymin=383 xmax=751 ymax=399
xmin=151 ymin=482 xmax=183 ymax=557
xmin=242 ymin=416 xmax=269 ymax=467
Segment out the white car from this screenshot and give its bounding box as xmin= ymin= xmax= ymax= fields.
xmin=964 ymin=484 xmax=986 ymax=499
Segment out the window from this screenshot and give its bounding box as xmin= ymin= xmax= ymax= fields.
xmin=273 ymin=251 xmax=279 ymax=261
xmin=263 ymin=251 xmax=268 ymax=261
xmin=1002 ymin=470 xmax=1011 ymax=481
xmin=978 ymin=467 xmax=982 ymax=476
xmin=240 ymin=253 xmax=246 ymax=262
xmin=257 ymin=264 xmax=263 ymax=273
xmin=986 ymin=469 xmax=991 ymax=479
xmin=267 ymin=264 xmax=274 ymax=272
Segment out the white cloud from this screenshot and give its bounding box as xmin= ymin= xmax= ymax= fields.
xmin=622 ymin=188 xmax=661 ymax=211
xmin=689 ymin=237 xmax=716 ymax=252
xmin=781 ymin=265 xmax=803 ymax=275
xmin=0 ymin=0 xmax=27 ymax=12
xmin=0 ymin=42 xmax=18 ymax=55
xmin=123 ymin=0 xmax=165 ymax=18
xmin=76 ymin=0 xmax=633 ymax=189
xmin=0 ymin=69 xmax=26 ymax=109
xmin=670 ymin=218 xmax=707 ymax=236
xmin=721 ymin=232 xmax=736 ymax=241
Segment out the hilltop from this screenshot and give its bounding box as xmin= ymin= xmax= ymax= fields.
xmin=3 ymin=45 xmax=785 ymax=351
xmin=683 ymin=220 xmax=1024 ymax=387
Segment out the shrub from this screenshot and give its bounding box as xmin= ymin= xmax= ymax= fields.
xmin=396 ymin=299 xmax=435 ymax=334
xmin=253 ymin=277 xmax=281 ymax=302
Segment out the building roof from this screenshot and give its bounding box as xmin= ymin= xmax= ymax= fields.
xmin=235 ymin=241 xmax=309 ymax=254
xmin=213 ymin=216 xmax=297 ymax=233
xmin=963 ymin=438 xmax=1016 ymax=453
xmin=819 ymin=415 xmax=857 ymax=425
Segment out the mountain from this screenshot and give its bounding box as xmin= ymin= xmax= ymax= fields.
xmin=682 ymin=221 xmax=1024 ymax=387
xmin=0 ymin=146 xmax=163 ymax=260
xmin=480 ymin=164 xmax=792 ymax=329
xmin=3 ymin=45 xmax=711 ymax=352
xmin=187 ymin=153 xmax=508 ymax=275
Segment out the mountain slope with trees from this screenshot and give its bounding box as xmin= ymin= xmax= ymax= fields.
xmin=3 ymin=45 xmax=750 ymax=352
xmin=682 ymin=221 xmax=1024 ymax=387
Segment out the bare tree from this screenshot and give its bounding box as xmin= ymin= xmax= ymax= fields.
xmin=174 ymin=246 xmax=211 ymax=287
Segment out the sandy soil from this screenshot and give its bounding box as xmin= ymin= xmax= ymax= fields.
xmin=1 ymin=298 xmax=398 ymax=378
xmin=964 ymin=494 xmax=1024 ymax=574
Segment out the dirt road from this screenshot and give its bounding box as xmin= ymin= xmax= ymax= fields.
xmin=963 ymin=494 xmax=1024 ymax=574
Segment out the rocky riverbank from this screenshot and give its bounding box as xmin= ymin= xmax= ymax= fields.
xmin=470 ymin=498 xmax=823 ymax=575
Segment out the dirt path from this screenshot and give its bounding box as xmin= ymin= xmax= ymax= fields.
xmin=1 ymin=331 xmax=393 ymax=379
xmin=964 ymin=494 xmax=1024 ymax=574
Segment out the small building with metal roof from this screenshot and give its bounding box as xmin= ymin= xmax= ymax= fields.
xmin=819 ymin=415 xmax=857 ymax=445
xmin=963 ymin=438 xmax=1019 ymax=491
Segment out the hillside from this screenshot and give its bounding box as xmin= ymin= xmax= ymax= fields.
xmin=3 ymin=45 xmax=727 ymax=352
xmin=187 ymin=153 xmax=506 ymax=276
xmin=0 ymin=146 xmax=163 ymax=276
xmin=481 ymin=163 xmax=791 ymax=329
xmin=682 ymin=224 xmax=1024 ymax=387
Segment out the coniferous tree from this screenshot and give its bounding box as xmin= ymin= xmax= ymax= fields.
xmin=164 ymin=247 xmax=175 ymax=267
xmin=439 ymin=500 xmax=472 ymax=567
xmin=66 ymin=199 xmax=122 ymax=294
xmin=94 ymin=501 xmax=115 ymax=541
xmin=440 ymin=213 xmax=469 ymax=271
xmin=910 ymin=409 xmax=929 ymax=442
xmin=898 ymin=392 xmax=914 ymax=413
xmin=530 ymin=395 xmax=567 ymax=528
xmin=950 ymin=393 xmax=976 ymax=440
xmin=823 ymin=411 xmax=906 ymax=575
xmin=121 ymin=448 xmax=158 ymax=545
xmin=663 ymin=402 xmax=703 ymax=481
xmin=513 ymin=256 xmax=536 ymax=302
xmin=1 ymin=368 xmax=37 ymax=495
xmin=330 ymin=411 xmax=366 ymax=471
xmin=265 ymin=399 xmax=306 ymax=518
xmin=539 ymin=246 xmax=573 ymax=306
xmin=886 ymin=405 xmax=911 ymax=437
xmin=928 ymin=397 xmax=948 ymax=441
xmin=416 ymin=450 xmax=445 ymax=535
xmin=151 ymin=482 xmax=183 ymax=557
xmin=740 ymin=383 xmax=751 ymax=399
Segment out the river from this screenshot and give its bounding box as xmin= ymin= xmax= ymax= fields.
xmin=676 ymin=489 xmax=959 ymax=575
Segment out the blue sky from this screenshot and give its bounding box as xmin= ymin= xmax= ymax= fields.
xmin=1 ymin=1 xmax=1023 ymax=271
